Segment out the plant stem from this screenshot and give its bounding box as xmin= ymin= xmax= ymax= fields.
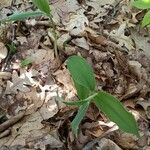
xmin=48 ymin=15 xmax=58 ymax=58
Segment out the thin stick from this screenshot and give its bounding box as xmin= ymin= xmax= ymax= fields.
xmin=0 ymin=111 xmax=25 ymax=133
xmin=49 ymin=16 xmax=58 ymax=58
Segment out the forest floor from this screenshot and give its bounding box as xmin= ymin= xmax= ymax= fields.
xmin=0 ymin=0 xmax=150 ymax=149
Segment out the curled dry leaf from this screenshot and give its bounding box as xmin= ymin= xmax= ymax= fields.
xmin=85 ymin=27 xmax=108 ymax=45
xmin=0 ymin=42 xmax=8 ymax=63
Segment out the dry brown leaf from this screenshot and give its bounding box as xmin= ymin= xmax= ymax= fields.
xmin=115 ymin=133 xmax=139 ymax=149
xmin=26 ymin=130 xmax=63 ymax=149
xmin=108 ymin=22 xmax=134 ymax=50
xmin=39 ymin=97 xmax=59 ymax=120
xmin=0 ymin=72 xmax=11 ymax=79
xmin=57 ymin=33 xmax=71 ymax=51
xmin=83 ymin=138 xmax=122 ymax=150
xmin=17 ymin=83 xmax=64 ymax=117
xmin=72 ymin=37 xmax=89 ymax=50
xmin=128 ymin=61 xmax=143 ymax=80
xmin=5 ymin=69 xmax=38 ymax=94
xmin=121 ymin=83 xmax=143 ymax=100
xmin=51 ymin=0 xmax=81 ymax=24
xmin=85 ymin=0 xmax=119 ymax=15
xmin=0 ymin=0 xmax=12 ymax=9
xmin=53 ymin=67 xmax=75 ymax=93
xmin=96 ymin=138 xmax=122 ymax=150
xmin=24 ymin=48 xmax=54 ymax=65
xmin=16 ymin=36 xmax=28 ymax=45
xmin=85 ymin=27 xmax=108 ymax=45
xmin=65 ymin=9 xmax=88 ymax=36
xmin=0 ymin=112 xmax=44 ymax=147
xmin=136 ymin=99 xmax=150 ymax=119
xmin=130 ymin=28 xmax=150 ymax=57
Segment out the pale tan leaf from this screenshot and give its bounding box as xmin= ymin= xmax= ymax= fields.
xmin=0 ymin=42 xmax=8 ymax=63
xmin=72 ymin=37 xmax=89 ymax=50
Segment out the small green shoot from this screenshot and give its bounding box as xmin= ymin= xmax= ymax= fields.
xmin=21 ymin=58 xmax=32 ymax=67
xmin=65 ymin=55 xmax=139 ymax=137
xmin=132 ymin=0 xmax=150 ymax=9
xmin=0 ymin=0 xmax=58 ymax=58
xmin=0 ymin=0 xmax=50 ymax=23
xmin=7 ymin=42 xmax=17 ymax=55
xmin=32 ymin=0 xmax=51 ymax=16
xmin=132 ymin=0 xmax=150 ymax=27
xmin=1 ymin=11 xmax=44 ymax=22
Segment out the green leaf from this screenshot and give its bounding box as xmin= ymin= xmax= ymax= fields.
xmin=74 ymin=81 xmax=90 ymax=99
xmin=64 ymin=93 xmax=98 ymax=106
xmin=66 ymin=55 xmax=96 ymax=99
xmin=32 ymin=0 xmax=51 ymax=15
xmin=7 ymin=42 xmax=16 ymax=54
xmin=93 ymin=91 xmax=139 ymax=136
xmin=1 ymin=11 xmax=44 ymax=22
xmin=142 ymin=10 xmax=150 ymax=27
xmin=132 ymin=0 xmax=150 ymax=9
xmin=71 ymin=102 xmax=90 ymax=136
xmin=21 ymin=58 xmax=32 ymax=67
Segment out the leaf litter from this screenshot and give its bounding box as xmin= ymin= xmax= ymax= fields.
xmin=0 ymin=0 xmax=150 ymax=149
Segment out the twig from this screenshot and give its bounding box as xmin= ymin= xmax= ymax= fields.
xmin=48 ymin=15 xmax=58 ymax=59
xmin=0 ymin=129 xmax=11 ymax=139
xmin=0 ymin=111 xmax=25 ymax=133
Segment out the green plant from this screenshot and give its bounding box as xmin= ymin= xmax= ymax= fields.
xmin=132 ymin=0 xmax=150 ymax=27
xmin=0 ymin=0 xmax=58 ymax=57
xmin=65 ymin=55 xmax=139 ymax=137
xmin=1 ymin=0 xmax=50 ymax=22
xmin=21 ymin=58 xmax=32 ymax=67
